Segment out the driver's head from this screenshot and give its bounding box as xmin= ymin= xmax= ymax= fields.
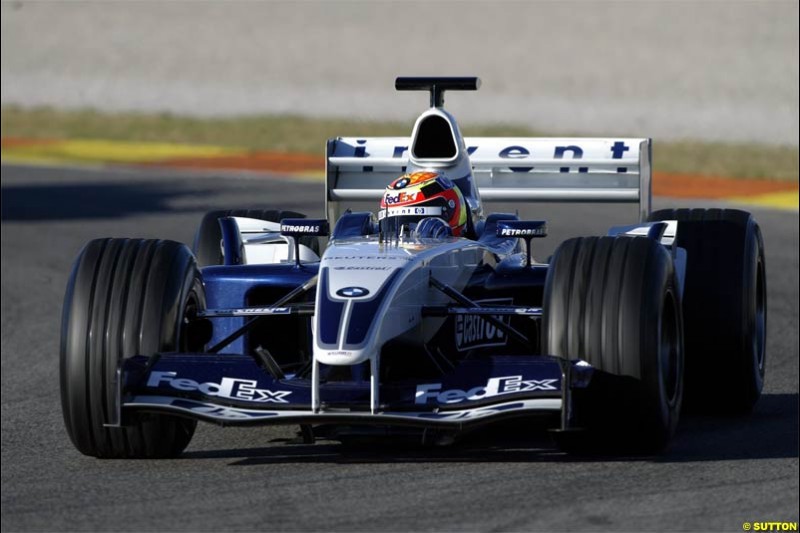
xmin=379 ymin=171 xmax=467 ymax=237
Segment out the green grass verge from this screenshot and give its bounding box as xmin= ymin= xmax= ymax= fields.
xmin=2 ymin=105 xmax=797 ymax=181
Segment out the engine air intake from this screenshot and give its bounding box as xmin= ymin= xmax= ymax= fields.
xmin=412 ymin=115 xmax=457 ymax=159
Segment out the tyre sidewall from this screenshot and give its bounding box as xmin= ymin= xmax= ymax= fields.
xmin=740 ymin=219 xmax=766 ymax=406
xmin=637 ymin=243 xmax=683 ymax=444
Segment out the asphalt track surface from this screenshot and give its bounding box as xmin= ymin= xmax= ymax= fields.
xmin=1 ymin=164 xmax=798 ymax=532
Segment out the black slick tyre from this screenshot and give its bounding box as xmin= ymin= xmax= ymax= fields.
xmin=60 ymin=238 xmax=205 ymax=458
xmin=543 ymin=236 xmax=684 ymax=453
xmin=193 ymin=209 xmax=319 ymax=266
xmin=648 ymin=208 xmax=766 ymax=412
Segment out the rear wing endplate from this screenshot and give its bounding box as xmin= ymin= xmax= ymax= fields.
xmin=326 ymin=137 xmax=652 ymax=222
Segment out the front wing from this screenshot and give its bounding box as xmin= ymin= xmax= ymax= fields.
xmin=116 ymin=354 xmax=593 ymax=431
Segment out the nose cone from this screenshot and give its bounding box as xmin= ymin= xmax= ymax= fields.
xmin=313 ymin=242 xmax=410 ymax=366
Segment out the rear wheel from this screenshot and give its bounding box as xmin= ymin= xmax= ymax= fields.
xmin=60 ymin=239 xmax=205 ymax=458
xmin=543 ymin=236 xmax=684 ymax=453
xmin=648 ymin=208 xmax=766 ymax=412
xmin=193 ymin=208 xmax=319 ymax=266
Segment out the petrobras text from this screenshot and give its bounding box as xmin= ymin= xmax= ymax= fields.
xmin=499 ymin=227 xmax=546 ymax=237
xmin=280 ymin=219 xmax=329 ymax=236
xmin=147 ymin=371 xmax=292 ymax=403
xmin=281 ymin=224 xmax=322 ymax=233
xmin=415 ymin=375 xmax=559 ymax=405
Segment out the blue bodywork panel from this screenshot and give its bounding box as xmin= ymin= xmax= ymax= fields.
xmin=201 ymin=263 xmax=319 ymax=353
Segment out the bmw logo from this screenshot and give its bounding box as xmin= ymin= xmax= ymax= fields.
xmin=336 ymin=286 xmax=370 ymax=298
xmin=393 ymin=177 xmax=410 ymax=189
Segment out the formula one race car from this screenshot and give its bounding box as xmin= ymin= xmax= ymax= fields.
xmin=60 ymin=77 xmax=767 ymax=458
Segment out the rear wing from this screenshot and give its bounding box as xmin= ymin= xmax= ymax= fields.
xmin=326 ymin=137 xmax=652 ymax=222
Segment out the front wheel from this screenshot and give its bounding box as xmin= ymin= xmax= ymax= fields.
xmin=60 ymin=238 xmax=205 ymax=458
xmin=543 ymin=236 xmax=684 ymax=453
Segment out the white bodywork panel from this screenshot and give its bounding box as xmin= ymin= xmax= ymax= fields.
xmin=315 ymin=238 xmax=484 ymax=366
xmin=229 ymin=217 xmax=320 ymax=265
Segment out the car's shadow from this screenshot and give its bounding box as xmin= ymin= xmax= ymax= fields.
xmin=0 ymin=180 xmax=213 ymax=221
xmin=665 ymin=392 xmax=798 ymax=463
xmin=181 ymin=392 xmax=798 ymax=465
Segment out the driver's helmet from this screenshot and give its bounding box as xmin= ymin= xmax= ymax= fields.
xmin=379 ymin=171 xmax=468 ymax=237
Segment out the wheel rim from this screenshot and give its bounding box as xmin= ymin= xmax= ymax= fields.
xmin=180 ymin=284 xmax=207 ymax=352
xmin=659 ymin=290 xmax=681 ymax=406
xmin=754 ymin=255 xmax=766 ymax=372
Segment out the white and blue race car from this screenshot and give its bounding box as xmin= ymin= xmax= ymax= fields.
xmin=60 ymin=77 xmax=767 ymax=457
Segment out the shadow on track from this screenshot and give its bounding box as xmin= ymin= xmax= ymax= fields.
xmin=663 ymin=392 xmax=798 ymax=463
xmin=181 ymin=393 xmax=798 ymax=466
xmin=1 ymin=181 xmax=213 ymax=221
